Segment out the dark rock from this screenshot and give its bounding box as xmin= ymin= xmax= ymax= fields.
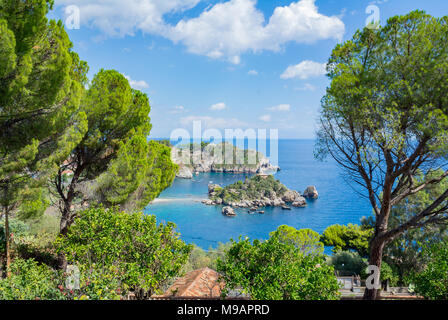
xmin=303 ymin=186 xmax=319 ymax=199
xmin=222 ymin=206 xmax=236 ymax=216
xmin=292 ymin=196 xmax=307 ymax=207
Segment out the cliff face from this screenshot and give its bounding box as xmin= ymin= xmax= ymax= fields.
xmin=202 ymin=175 xmax=307 ymax=209
xmin=171 ymin=143 xmax=280 ymax=179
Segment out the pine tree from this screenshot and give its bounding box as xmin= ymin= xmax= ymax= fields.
xmin=0 ymin=0 xmax=87 ymax=275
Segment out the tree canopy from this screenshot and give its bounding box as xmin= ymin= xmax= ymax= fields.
xmin=51 ymin=69 xmax=177 ymax=241
xmin=217 ymin=227 xmax=340 ymax=300
xmin=0 ymin=0 xmax=87 ymax=273
xmin=270 ymin=225 xmax=324 ymax=256
xmin=316 ymin=10 xmax=448 ymax=299
xmin=321 ymin=223 xmax=372 ymax=257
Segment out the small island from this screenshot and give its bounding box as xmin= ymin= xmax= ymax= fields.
xmin=202 ymin=175 xmax=315 ymax=215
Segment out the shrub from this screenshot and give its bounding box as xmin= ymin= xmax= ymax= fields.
xmin=0 ymin=219 xmax=29 ymax=253
xmin=218 ymin=230 xmax=340 ymax=300
xmin=0 ymin=258 xmax=64 ymax=300
xmin=411 ymin=241 xmax=448 ymax=300
xmin=328 ymin=251 xmax=367 ymax=276
xmin=56 ymin=206 xmax=192 ymax=299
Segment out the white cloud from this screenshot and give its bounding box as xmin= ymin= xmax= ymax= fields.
xmin=123 ymin=74 xmax=150 ymax=90
xmin=267 ymin=104 xmax=291 ymax=112
xmin=170 ymin=105 xmax=186 ymax=114
xmin=58 ymin=0 xmax=201 ymax=37
xmin=179 ymin=116 xmax=247 ymax=129
xmin=58 ymin=0 xmax=345 ymax=64
xmin=281 ymin=60 xmax=327 ymax=80
xmin=210 ymin=102 xmax=227 ymax=111
xmin=295 ymin=83 xmax=317 ymax=91
xmin=259 ymin=114 xmax=271 ymax=122
xmin=248 ymin=70 xmax=258 ymax=75
xmin=168 ymin=0 xmax=345 ymax=64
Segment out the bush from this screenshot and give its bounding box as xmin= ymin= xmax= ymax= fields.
xmin=55 ymin=206 xmax=192 ymax=299
xmin=0 ymin=219 xmax=29 ymax=253
xmin=411 ymin=241 xmax=448 ymax=300
xmin=65 ymin=264 xmax=122 ymax=300
xmin=328 ymin=251 xmax=367 ymax=276
xmin=0 ymin=258 xmax=64 ymax=300
xmin=217 ymin=230 xmax=340 ymax=300
xmin=183 ymin=243 xmax=231 ymax=273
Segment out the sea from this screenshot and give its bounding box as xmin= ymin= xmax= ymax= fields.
xmin=145 ymin=139 xmax=372 ymax=250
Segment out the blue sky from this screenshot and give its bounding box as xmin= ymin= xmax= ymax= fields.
xmin=51 ymin=0 xmax=448 ymax=139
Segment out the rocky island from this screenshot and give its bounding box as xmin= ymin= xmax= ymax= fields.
xmin=201 ymin=175 xmax=318 ymax=216
xmin=171 ymin=142 xmax=280 ymax=179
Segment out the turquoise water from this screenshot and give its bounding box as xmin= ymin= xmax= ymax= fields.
xmin=145 ymin=139 xmax=372 ymax=249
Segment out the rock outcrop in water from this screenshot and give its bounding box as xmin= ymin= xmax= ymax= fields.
xmin=202 ymin=175 xmax=307 ymax=209
xmin=303 ymin=186 xmax=319 ymax=199
xmin=171 ymin=142 xmax=280 ymax=179
xmin=222 ymin=206 xmax=236 ymax=216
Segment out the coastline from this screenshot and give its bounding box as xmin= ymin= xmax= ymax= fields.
xmin=151 ymin=198 xmax=207 ymax=204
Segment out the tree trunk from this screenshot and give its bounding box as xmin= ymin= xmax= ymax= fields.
xmin=363 ymin=238 xmax=386 ymax=300
xmin=4 ymin=205 xmax=11 ymax=278
xmin=57 ymin=204 xmax=71 ymax=270
xmin=56 ymin=164 xmax=82 ymax=270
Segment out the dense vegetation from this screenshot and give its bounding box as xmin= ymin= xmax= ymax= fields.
xmin=217 ymin=227 xmax=340 ymax=300
xmin=321 ymin=223 xmax=373 ymax=257
xmin=55 ymin=207 xmax=191 ymax=299
xmin=176 ymin=142 xmax=263 ymax=169
xmin=210 ymin=175 xmax=288 ymax=204
xmin=0 ymin=207 xmax=190 ymax=299
xmin=0 ymin=0 xmax=178 ymax=272
xmin=411 ymin=240 xmax=448 ymax=300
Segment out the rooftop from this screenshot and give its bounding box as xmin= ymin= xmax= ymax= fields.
xmin=153 ymin=268 xmax=224 ymax=298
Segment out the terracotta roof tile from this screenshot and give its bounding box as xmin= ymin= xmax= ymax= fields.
xmin=157 ymin=268 xmax=224 ymax=298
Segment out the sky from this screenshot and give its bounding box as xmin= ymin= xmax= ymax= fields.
xmin=50 ymin=0 xmax=448 ymax=139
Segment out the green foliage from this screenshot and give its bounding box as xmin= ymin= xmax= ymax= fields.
xmin=378 ymin=262 xmax=399 ymax=287
xmin=212 ymin=175 xmax=288 ymax=204
xmin=183 ymin=243 xmax=231 ymax=273
xmin=270 ymin=225 xmax=324 ymax=255
xmin=97 ymin=134 xmax=150 ymax=206
xmin=328 ymin=251 xmax=367 ymax=276
xmin=411 ymin=241 xmax=448 ymax=300
xmin=1 ymin=216 xmax=58 ymax=267
xmin=383 ymin=170 xmax=448 ymax=284
xmin=67 ymin=264 xmax=121 ymax=300
xmin=0 ymin=1 xmax=88 ymax=267
xmin=53 ymin=69 xmax=176 ymax=234
xmin=321 ymin=224 xmax=373 ymax=257
xmin=0 ymin=258 xmax=64 ymax=300
xmin=156 ymin=139 xmax=172 ymax=147
xmin=0 ymin=218 xmax=29 ymax=253
xmin=55 ymin=207 xmax=192 ymax=298
xmin=118 ymin=140 xmax=178 ymax=212
xmin=217 ymin=229 xmax=340 ymax=300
